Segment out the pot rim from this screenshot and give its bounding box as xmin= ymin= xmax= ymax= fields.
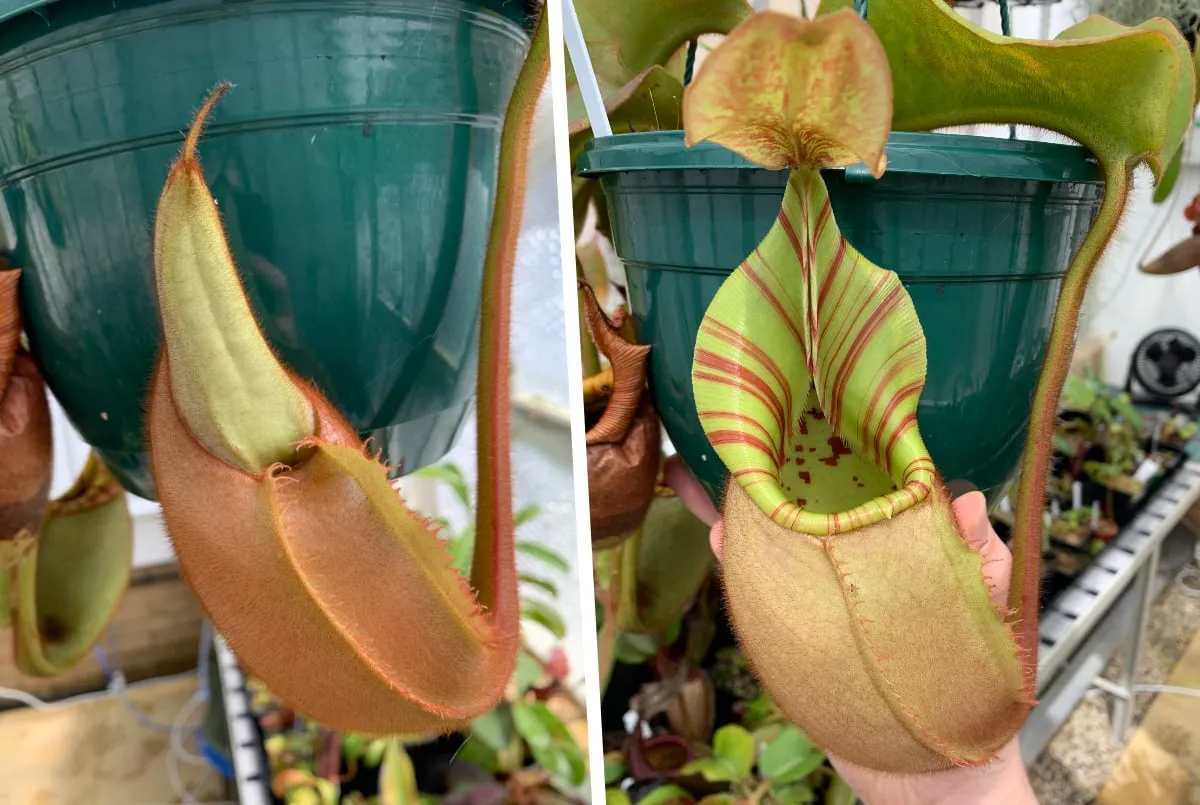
xmin=0 ymin=0 xmax=537 ymax=33
xmin=577 ymin=129 xmax=1103 ymax=184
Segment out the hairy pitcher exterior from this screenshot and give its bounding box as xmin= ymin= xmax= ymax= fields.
xmin=148 ymin=12 xmax=549 ymax=735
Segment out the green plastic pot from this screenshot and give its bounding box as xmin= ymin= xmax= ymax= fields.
xmin=0 ymin=0 xmax=532 ymax=499
xmin=578 ymin=130 xmax=1104 ymax=504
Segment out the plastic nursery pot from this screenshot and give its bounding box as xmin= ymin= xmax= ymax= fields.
xmin=0 ymin=0 xmax=532 ymax=499
xmin=578 ymin=130 xmax=1104 ymax=504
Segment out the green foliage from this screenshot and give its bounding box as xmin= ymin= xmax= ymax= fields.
xmin=638 ymin=786 xmax=695 ymax=805
xmin=512 ymin=701 xmax=589 ymax=788
xmin=1061 ymin=374 xmax=1143 ymax=432
xmin=521 ymin=597 xmax=567 ymax=638
xmin=411 ymin=463 xmax=471 ymax=509
xmin=515 ymin=649 xmax=544 ymax=695
xmin=1054 ymin=506 xmax=1093 ymax=531
xmin=1052 ymin=433 xmax=1078 ymax=458
xmin=379 ymin=740 xmax=420 ymax=805
xmin=757 ymin=726 xmax=825 ymax=785
xmin=1062 ymin=375 xmax=1099 ymax=412
xmin=614 ymin=631 xmax=661 ymax=664
xmin=739 ymin=692 xmax=783 ymax=731
xmin=604 ymin=752 xmax=628 ymax=784
xmin=415 ymin=462 xmax=571 ymax=637
xmin=681 ymin=724 xmax=755 ymax=783
xmin=517 ymin=539 xmax=571 ymax=573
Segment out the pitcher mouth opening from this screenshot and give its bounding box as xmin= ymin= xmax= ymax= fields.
xmin=717 ymin=383 xmax=937 ymax=538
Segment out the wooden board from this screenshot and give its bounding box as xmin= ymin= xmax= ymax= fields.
xmin=0 ymin=675 xmax=230 ymax=804
xmin=1098 ymin=624 xmax=1200 ymax=804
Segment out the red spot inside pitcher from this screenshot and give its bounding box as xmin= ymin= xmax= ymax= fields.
xmin=820 ymin=437 xmax=852 ymax=467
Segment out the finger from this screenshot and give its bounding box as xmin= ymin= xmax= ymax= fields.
xmin=710 ymin=520 xmax=723 ymax=561
xmin=664 ymin=454 xmax=720 ymax=527
xmin=951 ymin=490 xmax=1013 ymax=608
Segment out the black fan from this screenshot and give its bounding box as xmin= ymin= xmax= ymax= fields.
xmin=1124 ymin=328 xmax=1200 ymax=411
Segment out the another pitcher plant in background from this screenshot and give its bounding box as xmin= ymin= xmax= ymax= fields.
xmin=687 ymin=5 xmax=1190 ymax=773
xmin=1 ymin=269 xmax=132 ymax=675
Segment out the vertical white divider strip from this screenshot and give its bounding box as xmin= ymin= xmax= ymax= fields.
xmin=548 ymin=1 xmax=605 ymax=801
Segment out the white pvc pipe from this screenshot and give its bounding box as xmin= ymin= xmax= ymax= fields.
xmin=558 ymin=0 xmax=613 ymax=137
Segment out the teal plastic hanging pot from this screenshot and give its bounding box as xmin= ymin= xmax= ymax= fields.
xmin=0 ymin=0 xmax=532 ymax=499
xmin=578 ymin=130 xmax=1103 ymax=504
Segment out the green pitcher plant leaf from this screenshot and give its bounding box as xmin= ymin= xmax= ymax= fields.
xmin=566 ymin=0 xmax=751 ymax=237
xmin=687 ymin=10 xmax=1029 ymax=772
xmin=816 ymin=0 xmax=1191 ymax=690
xmin=1153 ymin=145 xmax=1183 ymax=204
xmin=681 ymin=724 xmax=754 ymax=783
xmin=13 ymin=453 xmax=132 ymax=676
xmin=817 ymin=0 xmax=1192 ymax=180
xmin=570 ymin=66 xmax=684 ymax=236
xmin=378 ymin=740 xmax=420 ymax=805
xmin=147 ymin=12 xmax=548 ymax=734
xmin=615 ymin=489 xmax=713 ymax=634
xmin=0 ymin=268 xmax=51 ymax=559
xmin=567 ymin=0 xmax=751 ymax=123
xmin=758 ymin=726 xmax=824 ymax=785
xmin=510 ymin=700 xmax=588 ymax=788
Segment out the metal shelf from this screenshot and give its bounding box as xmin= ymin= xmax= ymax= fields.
xmin=1020 ymin=461 xmax=1200 ymax=764
xmin=215 ymin=635 xmax=272 ymax=805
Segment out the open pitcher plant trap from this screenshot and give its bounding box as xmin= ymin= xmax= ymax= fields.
xmin=686 ymin=3 xmax=1193 ymax=773
xmin=143 ymin=13 xmax=547 ymax=735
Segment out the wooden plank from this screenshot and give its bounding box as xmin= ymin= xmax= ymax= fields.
xmin=1097 ymin=625 xmax=1200 ymax=804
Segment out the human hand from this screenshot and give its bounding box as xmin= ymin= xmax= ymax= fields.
xmin=663 ymin=455 xmax=1037 ymax=805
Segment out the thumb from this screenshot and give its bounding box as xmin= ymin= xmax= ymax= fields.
xmin=952 ymin=490 xmax=1012 ymax=609
xmin=664 ymin=454 xmax=720 ymax=527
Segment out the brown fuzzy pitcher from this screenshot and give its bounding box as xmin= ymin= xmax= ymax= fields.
xmin=0 ymin=266 xmax=51 ymax=565
xmin=580 ymin=282 xmax=661 ymax=546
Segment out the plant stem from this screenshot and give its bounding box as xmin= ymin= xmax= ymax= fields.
xmin=1009 ymin=162 xmax=1128 ymax=696
xmin=746 ymin=778 xmax=772 ymax=804
xmin=470 ymin=11 xmax=548 ymax=624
